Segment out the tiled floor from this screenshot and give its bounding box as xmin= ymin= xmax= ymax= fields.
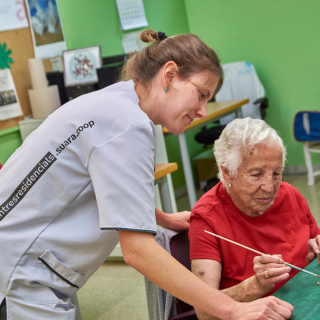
xmin=282 ymin=174 xmax=320 ymax=225
xmin=77 ymin=174 xmax=320 ymax=319
xmin=77 ymin=262 xmax=149 ymax=320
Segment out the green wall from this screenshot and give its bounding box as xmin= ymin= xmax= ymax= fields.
xmin=0 ymin=127 xmax=22 ymax=165
xmin=59 ymin=0 xmax=189 ymax=56
xmin=185 ymin=0 xmax=320 ymax=168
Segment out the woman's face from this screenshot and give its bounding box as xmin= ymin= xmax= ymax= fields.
xmin=160 ymin=70 xmax=219 ymax=134
xmin=224 ymin=142 xmax=283 ymax=217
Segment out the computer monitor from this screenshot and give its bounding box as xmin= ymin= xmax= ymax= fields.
xmin=97 ymin=54 xmax=129 ymax=89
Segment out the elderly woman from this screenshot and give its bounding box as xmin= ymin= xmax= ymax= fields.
xmin=189 ymin=117 xmax=320 ymax=319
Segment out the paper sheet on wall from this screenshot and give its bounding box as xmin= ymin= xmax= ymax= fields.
xmin=25 ymin=0 xmax=67 ymax=59
xmin=122 ymin=30 xmax=148 ymax=53
xmin=0 ymin=0 xmax=28 ymax=32
xmin=116 ymin=0 xmax=148 ymax=31
xmin=0 ymin=69 xmax=23 ymax=121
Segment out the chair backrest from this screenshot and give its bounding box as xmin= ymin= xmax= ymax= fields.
xmin=216 ymin=61 xmax=265 ymax=125
xmin=293 ymin=111 xmax=320 ymax=141
xmin=170 ymin=231 xmax=197 ymax=319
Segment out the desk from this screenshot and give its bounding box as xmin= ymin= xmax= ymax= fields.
xmin=273 ymin=259 xmax=320 ymax=319
xmin=163 ymin=99 xmax=249 ymax=209
xmin=154 ymin=163 xmax=178 ymax=213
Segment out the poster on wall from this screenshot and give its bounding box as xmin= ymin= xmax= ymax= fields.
xmin=63 ymin=46 xmax=102 ymax=87
xmin=25 ymin=0 xmax=67 ymax=59
xmin=0 ymin=69 xmax=23 ymax=121
xmin=0 ymin=0 xmax=28 ymax=32
xmin=122 ymin=30 xmax=148 ymax=53
xmin=116 ymin=0 xmax=148 ymax=31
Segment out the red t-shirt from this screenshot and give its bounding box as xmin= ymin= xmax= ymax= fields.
xmin=189 ymin=181 xmax=320 ymax=296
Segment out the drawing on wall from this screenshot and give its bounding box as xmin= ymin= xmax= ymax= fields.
xmin=0 ymin=43 xmax=14 ymax=69
xmin=25 ymin=0 xmax=67 ymax=59
xmin=63 ymin=46 xmax=102 ymax=87
xmin=27 ymin=0 xmax=64 ymax=45
xmin=0 ymin=0 xmax=28 ymax=32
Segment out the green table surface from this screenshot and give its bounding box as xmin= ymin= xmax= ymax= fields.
xmin=272 ymin=259 xmax=320 ymax=319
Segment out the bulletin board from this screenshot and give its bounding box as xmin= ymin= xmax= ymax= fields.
xmin=0 ymin=27 xmax=34 ymax=131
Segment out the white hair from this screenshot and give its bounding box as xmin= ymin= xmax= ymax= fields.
xmin=214 ymin=117 xmax=286 ymax=186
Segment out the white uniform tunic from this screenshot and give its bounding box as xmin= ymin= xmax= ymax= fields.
xmin=0 ymin=80 xmax=157 ymax=319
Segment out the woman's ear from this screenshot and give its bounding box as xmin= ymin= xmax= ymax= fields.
xmin=221 ymin=166 xmax=232 ymax=184
xmin=162 ymin=61 xmax=179 ymax=89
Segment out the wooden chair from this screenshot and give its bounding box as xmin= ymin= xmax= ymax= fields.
xmin=154 ymin=163 xmax=178 ymax=213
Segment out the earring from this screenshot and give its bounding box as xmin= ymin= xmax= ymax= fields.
xmin=164 ymin=88 xmax=168 ymax=92
xmin=228 ymin=182 xmax=232 ymax=187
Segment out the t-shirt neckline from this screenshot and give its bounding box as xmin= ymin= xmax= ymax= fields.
xmin=218 ymin=181 xmax=281 ymax=220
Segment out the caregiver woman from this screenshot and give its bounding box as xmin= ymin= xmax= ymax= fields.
xmin=0 ymin=30 xmax=293 ymax=319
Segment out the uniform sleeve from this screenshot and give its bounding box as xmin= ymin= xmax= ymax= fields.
xmin=189 ymin=210 xmax=222 ymax=263
xmin=300 ymin=194 xmax=320 ymax=238
xmin=88 ymin=123 xmax=157 ymax=234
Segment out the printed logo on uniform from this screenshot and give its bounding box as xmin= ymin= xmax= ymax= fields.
xmin=55 ymin=120 xmax=94 ymax=156
xmin=0 ymin=152 xmax=56 ymax=221
xmin=0 ymin=120 xmax=96 ymax=221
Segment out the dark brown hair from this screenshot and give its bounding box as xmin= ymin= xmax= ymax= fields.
xmin=120 ymin=29 xmax=224 ymax=95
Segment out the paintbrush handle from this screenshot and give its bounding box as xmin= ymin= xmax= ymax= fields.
xmin=204 ymin=230 xmax=266 ymax=255
xmin=204 ymin=230 xmax=320 ymax=279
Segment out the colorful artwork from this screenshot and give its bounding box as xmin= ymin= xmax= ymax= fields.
xmin=70 ymin=51 xmax=97 ymax=82
xmin=63 ymin=46 xmax=102 ymax=87
xmin=0 ymin=43 xmax=14 ymax=69
xmin=27 ymin=0 xmax=64 ymax=46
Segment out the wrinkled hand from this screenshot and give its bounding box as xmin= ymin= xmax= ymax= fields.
xmin=231 ymin=297 xmax=293 ymax=320
xmin=252 ymin=254 xmax=291 ymax=294
xmin=306 ymin=235 xmax=320 ymax=263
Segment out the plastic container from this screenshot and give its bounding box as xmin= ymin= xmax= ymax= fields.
xmin=18 ymin=116 xmax=45 ymax=141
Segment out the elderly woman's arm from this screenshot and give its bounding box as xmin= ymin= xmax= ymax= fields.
xmin=192 ymin=255 xmax=291 ymax=320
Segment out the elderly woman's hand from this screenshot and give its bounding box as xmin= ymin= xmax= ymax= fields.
xmin=306 ymin=235 xmax=320 ymax=263
xmin=252 ymin=254 xmax=291 ymax=294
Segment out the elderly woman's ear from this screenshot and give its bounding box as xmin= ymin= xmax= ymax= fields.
xmin=221 ymin=166 xmax=232 ymax=186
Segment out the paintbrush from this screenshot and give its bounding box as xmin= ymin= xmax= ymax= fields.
xmin=204 ymin=230 xmax=320 ymax=279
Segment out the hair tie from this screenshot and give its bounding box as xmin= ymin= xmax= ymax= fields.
xmin=158 ymin=31 xmax=168 ymax=41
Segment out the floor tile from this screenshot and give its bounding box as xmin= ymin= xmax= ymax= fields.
xmin=77 ymin=262 xmax=148 ymax=320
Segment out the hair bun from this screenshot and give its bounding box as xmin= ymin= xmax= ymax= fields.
xmin=140 ymin=29 xmax=163 ymax=43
